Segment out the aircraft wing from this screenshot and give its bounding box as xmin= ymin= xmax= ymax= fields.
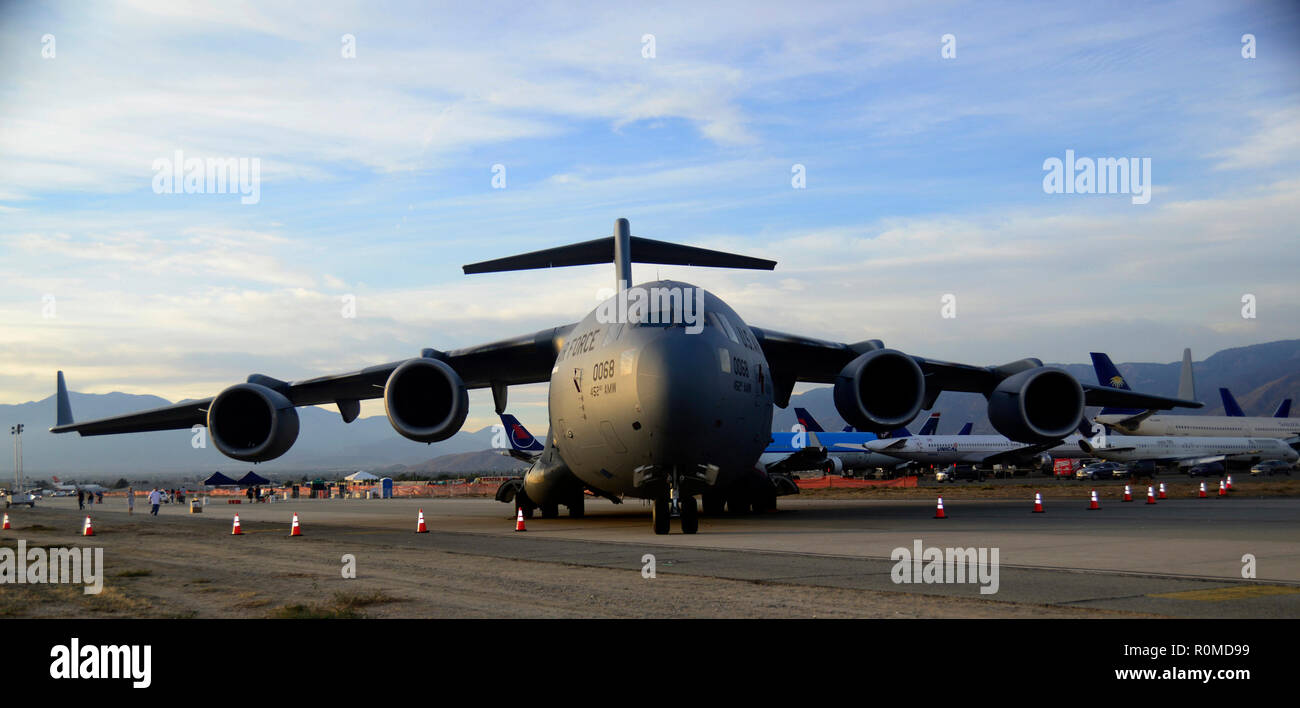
xmin=764 ymin=446 xmax=828 ymax=476
xmin=980 ymin=441 xmax=1060 ymax=466
xmin=50 ymin=324 xmax=575 ymax=436
xmin=749 ymin=327 xmax=1203 ymax=411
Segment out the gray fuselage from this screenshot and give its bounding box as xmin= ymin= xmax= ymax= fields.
xmin=527 ymin=281 xmax=774 ymax=502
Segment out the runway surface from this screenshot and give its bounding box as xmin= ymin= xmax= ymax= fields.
xmin=26 ymin=490 xmax=1299 ymax=618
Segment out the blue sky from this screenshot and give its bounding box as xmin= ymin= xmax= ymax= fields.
xmin=1 ymin=0 xmax=1298 ymax=433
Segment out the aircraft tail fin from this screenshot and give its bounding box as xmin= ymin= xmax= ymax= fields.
xmin=957 ymin=422 xmax=972 ymax=436
xmin=463 ymin=219 xmax=776 ymax=291
xmin=56 ymin=371 xmax=74 ymax=427
xmin=918 ymin=412 xmax=941 ymax=436
xmin=793 ymin=408 xmax=826 ymax=433
xmin=1090 ymin=352 xmax=1143 ymax=415
xmin=1177 ymin=348 xmax=1196 ymax=401
xmin=498 ymin=414 xmax=544 ymax=453
xmin=1220 ymin=388 xmax=1245 ymax=417
xmin=1274 ymin=399 xmax=1292 ymax=418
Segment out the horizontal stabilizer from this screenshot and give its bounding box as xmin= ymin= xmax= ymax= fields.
xmin=464 ymin=235 xmax=776 ymax=275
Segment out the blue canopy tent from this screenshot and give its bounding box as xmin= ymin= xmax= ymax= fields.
xmin=203 ymin=472 xmax=239 ymax=486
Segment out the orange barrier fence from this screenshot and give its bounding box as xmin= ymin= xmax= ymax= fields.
xmin=795 ymin=475 xmax=918 ymax=489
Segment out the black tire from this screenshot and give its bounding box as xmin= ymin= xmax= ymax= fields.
xmin=727 ymin=494 xmax=750 ymax=515
xmin=568 ymin=495 xmax=585 ymax=518
xmin=680 ymin=496 xmax=699 ymax=534
xmin=540 ymin=502 xmax=559 ymax=519
xmin=652 ymin=496 xmax=670 ymax=535
xmin=702 ymin=493 xmax=726 ymax=516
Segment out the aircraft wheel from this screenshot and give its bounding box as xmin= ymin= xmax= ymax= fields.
xmin=680 ymin=495 xmax=698 ymax=534
xmin=702 ymin=493 xmax=725 ymax=516
xmin=727 ymin=495 xmax=750 ymax=515
xmin=540 ymin=502 xmax=559 ymax=519
xmin=568 ymin=495 xmax=584 ymax=518
xmin=652 ymin=496 xmax=671 ymax=535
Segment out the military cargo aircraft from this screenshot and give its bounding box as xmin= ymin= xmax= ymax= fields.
xmin=51 ymin=219 xmax=1200 ymax=533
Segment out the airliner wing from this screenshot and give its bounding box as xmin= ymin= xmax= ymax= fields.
xmin=50 ymin=324 xmax=575 ymax=436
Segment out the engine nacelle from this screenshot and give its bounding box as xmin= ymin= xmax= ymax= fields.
xmin=823 ymin=456 xmax=844 ymax=475
xmin=986 ymin=367 xmax=1084 ymax=443
xmin=383 ymin=358 xmax=469 ymax=443
xmin=207 ymin=383 xmax=300 ymax=462
xmin=832 ymin=349 xmax=925 ymax=433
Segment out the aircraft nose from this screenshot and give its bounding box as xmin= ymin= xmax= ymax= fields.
xmin=634 ymin=331 xmax=718 ymax=458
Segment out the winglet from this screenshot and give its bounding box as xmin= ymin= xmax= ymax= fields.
xmin=55 ymin=371 xmax=74 ymax=427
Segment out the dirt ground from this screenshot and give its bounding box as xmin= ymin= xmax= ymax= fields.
xmin=0 ymin=506 xmax=1153 ymax=619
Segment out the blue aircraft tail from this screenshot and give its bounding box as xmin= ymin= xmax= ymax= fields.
xmin=1090 ymin=352 xmax=1143 ymax=415
xmin=1219 ymin=388 xmax=1245 ymax=417
xmin=793 ymin=407 xmax=826 ymax=433
xmin=1275 ymin=399 xmax=1292 ymax=418
xmin=918 ymin=412 xmax=941 ymax=436
xmin=957 ymin=422 xmax=972 ymax=436
xmin=498 ymin=414 xmax=544 ymax=452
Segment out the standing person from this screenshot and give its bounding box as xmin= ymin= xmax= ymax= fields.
xmin=246 ymin=486 xmax=254 ymax=504
xmin=77 ymin=489 xmax=84 ymax=510
xmin=96 ymin=490 xmax=103 ymax=504
xmin=127 ymin=487 xmax=135 ymax=516
xmin=148 ymin=488 xmax=161 ymax=516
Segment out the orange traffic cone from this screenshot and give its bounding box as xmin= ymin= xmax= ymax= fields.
xmin=1088 ymin=489 xmax=1100 ymax=510
xmin=1032 ymin=492 xmax=1044 ymax=513
xmin=1199 ymin=481 xmax=1208 ymax=498
xmin=1226 ymin=475 xmax=1234 ymax=491
xmin=416 ymin=508 xmax=428 ymax=533
xmin=1145 ymin=486 xmax=1156 ymax=505
xmin=2 ymin=513 xmax=9 ymax=530
xmin=1158 ymin=482 xmax=1167 ymax=500
xmin=934 ymin=497 xmax=947 ymax=519
xmin=232 ymin=515 xmax=242 ymax=535
xmin=1218 ymin=480 xmax=1227 ymax=497
xmin=514 ymin=507 xmax=527 ymax=532
xmin=82 ymin=516 xmax=94 ymax=537
xmin=1122 ymin=485 xmax=1133 ymax=502
xmin=290 ymin=513 xmax=302 ymax=536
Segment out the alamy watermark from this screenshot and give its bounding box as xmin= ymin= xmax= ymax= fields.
xmin=890 ymin=539 xmax=999 ymax=594
xmin=594 ymin=281 xmax=705 ymax=334
xmin=0 ymin=539 xmax=103 ymax=594
xmin=152 ymin=149 xmax=261 ymax=205
xmin=1042 ymin=149 xmax=1151 ymax=205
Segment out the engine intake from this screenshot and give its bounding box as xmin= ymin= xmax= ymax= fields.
xmin=832 ymin=349 xmax=925 ymax=432
xmin=207 ymin=383 xmax=300 ymax=462
xmin=384 ymin=358 xmax=469 ymax=443
xmin=986 ymin=367 xmax=1084 ymax=443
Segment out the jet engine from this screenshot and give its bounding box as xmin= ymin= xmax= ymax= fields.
xmin=986 ymin=367 xmax=1084 ymax=443
xmin=832 ymin=349 xmax=925 ymax=433
xmin=383 ymin=358 xmax=469 ymax=443
xmin=207 ymin=383 xmax=300 ymax=462
xmin=822 ymin=457 xmax=844 ymax=475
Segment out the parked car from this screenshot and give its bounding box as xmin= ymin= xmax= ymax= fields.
xmin=1076 ymin=461 xmax=1126 ymax=480
xmin=1187 ymin=461 xmax=1225 ymax=477
xmin=1250 ymin=460 xmax=1293 ymax=476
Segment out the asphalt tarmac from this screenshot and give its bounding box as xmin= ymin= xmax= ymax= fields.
xmin=27 ymin=489 xmax=1299 ymax=618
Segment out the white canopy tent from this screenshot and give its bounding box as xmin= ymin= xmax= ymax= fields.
xmin=344 ymin=471 xmax=379 ymax=482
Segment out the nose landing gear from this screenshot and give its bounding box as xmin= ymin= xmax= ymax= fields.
xmin=652 ymin=469 xmax=699 ymax=535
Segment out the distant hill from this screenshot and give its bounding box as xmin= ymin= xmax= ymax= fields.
xmin=4 ymin=340 xmax=1296 ymax=481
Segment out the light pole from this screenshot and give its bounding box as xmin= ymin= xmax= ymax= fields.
xmin=9 ymin=424 xmax=23 ymax=494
